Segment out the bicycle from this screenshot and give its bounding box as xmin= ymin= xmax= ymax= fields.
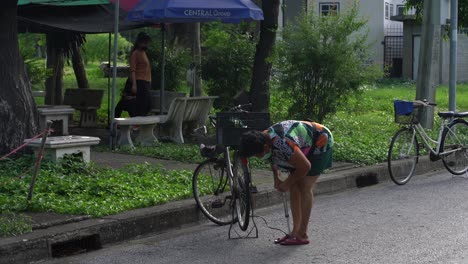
xmin=192 ymin=104 xmax=270 ymax=231
xmin=388 ymin=99 xmax=468 ymax=185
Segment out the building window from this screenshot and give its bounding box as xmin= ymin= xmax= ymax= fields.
xmin=397 ymin=5 xmax=405 ymax=16
xmin=385 ymin=2 xmax=389 ymax=20
xmin=390 ymin=4 xmax=394 ymax=17
xmin=319 ymin=2 xmax=340 ymax=16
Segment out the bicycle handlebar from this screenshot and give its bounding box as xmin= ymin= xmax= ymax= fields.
xmin=414 ymin=100 xmax=437 ymax=107
xmin=229 ymin=103 xmax=252 ymax=112
xmin=207 ymin=103 xmax=253 ymax=128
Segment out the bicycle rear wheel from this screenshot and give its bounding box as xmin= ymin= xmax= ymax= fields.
xmin=192 ymin=159 xmax=235 ymax=225
xmin=440 ymin=119 xmax=468 ymax=175
xmin=232 ymin=152 xmax=251 ymax=231
xmin=388 ymin=128 xmax=419 ymax=185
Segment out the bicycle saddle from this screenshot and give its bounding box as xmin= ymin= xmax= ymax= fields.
xmin=437 ymin=111 xmax=468 ymax=119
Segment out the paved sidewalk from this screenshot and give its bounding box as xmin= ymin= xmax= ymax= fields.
xmin=0 ymin=150 xmax=444 ymax=264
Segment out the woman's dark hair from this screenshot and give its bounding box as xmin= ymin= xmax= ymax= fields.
xmin=132 ymin=32 xmax=151 ymax=52
xmin=239 ymin=130 xmax=267 ymax=157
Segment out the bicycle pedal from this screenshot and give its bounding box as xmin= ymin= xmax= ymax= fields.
xmin=250 ymin=186 xmax=258 ymax=194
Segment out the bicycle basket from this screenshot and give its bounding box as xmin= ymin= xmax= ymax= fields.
xmin=394 ymin=100 xmax=423 ymax=124
xmin=216 ymin=112 xmax=270 ymax=146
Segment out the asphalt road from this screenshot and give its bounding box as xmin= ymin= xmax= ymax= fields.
xmin=40 ymin=170 xmax=468 ymax=264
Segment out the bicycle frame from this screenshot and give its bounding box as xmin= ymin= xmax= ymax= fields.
xmin=411 ymin=117 xmax=462 ymax=157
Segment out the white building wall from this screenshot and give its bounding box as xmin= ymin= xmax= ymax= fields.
xmin=281 ymin=0 xmax=405 ymax=69
xmin=356 ymin=0 xmax=385 ymax=66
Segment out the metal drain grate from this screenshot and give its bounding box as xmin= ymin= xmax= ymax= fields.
xmin=355 ymin=173 xmax=379 ymax=188
xmin=51 ymin=234 xmax=101 ymax=258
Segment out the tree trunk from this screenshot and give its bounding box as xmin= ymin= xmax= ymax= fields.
xmin=250 ymin=0 xmax=280 ymax=112
xmin=0 ymin=1 xmax=39 ymax=154
xmin=72 ymin=44 xmax=89 ymax=89
xmin=192 ymin=23 xmax=203 ymax=96
xmin=45 ymin=33 xmax=65 ymax=105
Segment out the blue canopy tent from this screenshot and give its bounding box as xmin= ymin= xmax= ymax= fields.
xmin=128 ymin=0 xmax=263 ymax=23
xmin=126 ymin=0 xmax=263 ymax=116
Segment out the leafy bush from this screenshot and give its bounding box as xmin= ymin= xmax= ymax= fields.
xmin=275 ymin=4 xmax=382 ymax=122
xmin=202 ymin=23 xmax=256 ymax=109
xmin=24 ymin=59 xmax=52 ymax=89
xmin=18 ymin=33 xmax=50 ymax=88
xmin=147 ymin=44 xmax=191 ymax=92
xmin=82 ymin=34 xmax=132 ymax=63
xmin=18 ymin=33 xmax=45 ymax=60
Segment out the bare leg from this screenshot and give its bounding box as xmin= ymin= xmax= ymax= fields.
xmin=297 ymin=175 xmax=319 ymax=239
xmin=289 ymin=181 xmax=302 ymax=237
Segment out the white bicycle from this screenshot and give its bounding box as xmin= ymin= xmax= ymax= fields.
xmin=388 ymin=100 xmax=468 ymax=185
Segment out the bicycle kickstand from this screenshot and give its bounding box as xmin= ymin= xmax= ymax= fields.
xmin=228 ymin=200 xmax=259 ymax=239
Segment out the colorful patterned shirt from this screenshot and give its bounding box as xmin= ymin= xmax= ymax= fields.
xmin=267 ymin=120 xmax=333 ymax=172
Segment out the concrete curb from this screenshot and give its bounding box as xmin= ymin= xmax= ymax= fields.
xmin=0 ymin=157 xmax=443 ymax=264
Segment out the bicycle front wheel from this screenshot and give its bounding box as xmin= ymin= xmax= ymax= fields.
xmin=440 ymin=119 xmax=468 ymax=175
xmin=233 ymin=153 xmax=251 ymax=231
xmin=192 ymin=159 xmax=235 ymax=225
xmin=388 ymin=128 xmax=419 ymax=185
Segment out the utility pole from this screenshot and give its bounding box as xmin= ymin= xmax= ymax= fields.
xmin=415 ymin=0 xmax=445 ymax=128
xmin=449 ymin=0 xmax=458 ymax=112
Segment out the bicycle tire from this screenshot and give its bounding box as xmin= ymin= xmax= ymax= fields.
xmin=233 ymin=152 xmax=251 ymax=231
xmin=440 ymin=119 xmax=468 ymax=175
xmin=192 ymin=159 xmax=235 ymax=225
xmin=388 ymin=128 xmax=419 ymax=185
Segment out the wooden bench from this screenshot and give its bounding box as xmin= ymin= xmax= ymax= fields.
xmin=25 ymin=135 xmax=100 ymax=163
xmin=37 ymin=105 xmax=75 ymax=135
xmin=149 ymin=90 xmax=186 ymax=114
xmin=63 ymin=89 xmax=104 ymax=127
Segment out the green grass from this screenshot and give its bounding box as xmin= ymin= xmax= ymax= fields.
xmin=0 ymin=212 xmax=32 ymax=237
xmin=0 ymin=156 xmax=199 ymax=217
xmin=323 ymin=81 xmax=468 ymax=164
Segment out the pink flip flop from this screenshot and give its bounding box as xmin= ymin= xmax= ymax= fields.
xmin=274 ymin=234 xmax=290 ymax=244
xmin=280 ymin=236 xmax=310 ymax=246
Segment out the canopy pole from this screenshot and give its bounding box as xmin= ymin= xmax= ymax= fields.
xmin=160 ymin=23 xmax=166 ymax=114
xmin=110 ymin=0 xmax=119 ymax=149
xmin=449 ymin=0 xmax=458 ymax=112
xmin=107 ymin=32 xmax=111 ymax=127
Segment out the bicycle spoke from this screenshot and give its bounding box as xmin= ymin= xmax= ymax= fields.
xmin=193 ymin=159 xmax=235 ymax=225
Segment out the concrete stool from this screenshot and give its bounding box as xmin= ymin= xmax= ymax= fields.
xmin=37 ymin=105 xmax=74 ymax=135
xmin=25 ymin=135 xmax=100 ymax=163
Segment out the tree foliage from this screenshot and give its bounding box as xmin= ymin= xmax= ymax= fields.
xmin=201 ymin=23 xmax=257 ymax=109
xmin=82 ymin=33 xmax=132 ymax=64
xmin=405 ymin=0 xmax=468 ymax=28
xmin=276 ymin=4 xmax=382 ymax=122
